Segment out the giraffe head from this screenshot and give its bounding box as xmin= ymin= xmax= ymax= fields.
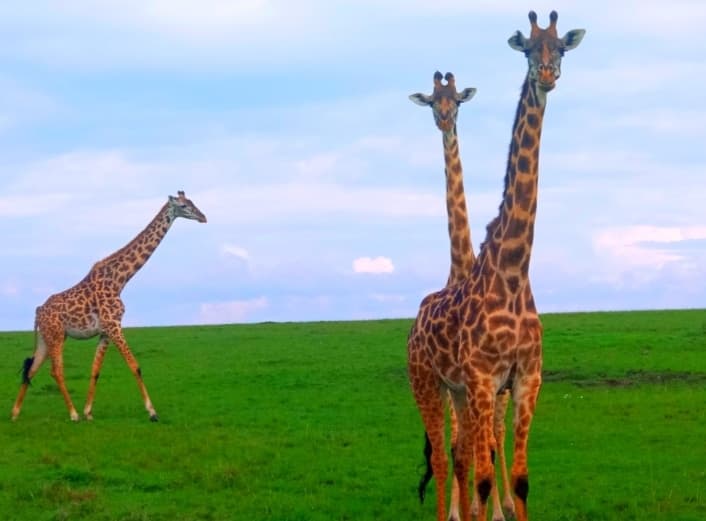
xmin=167 ymin=190 xmax=207 ymax=223
xmin=508 ymin=10 xmax=585 ymax=93
xmin=409 ymin=71 xmax=476 ymax=133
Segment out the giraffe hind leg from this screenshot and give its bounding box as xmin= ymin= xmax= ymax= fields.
xmin=11 ymin=334 xmax=49 ymax=420
xmin=49 ymin=347 xmax=80 ymax=422
xmin=83 ymin=335 xmax=109 ymax=420
xmin=411 ymin=373 xmax=448 ymax=520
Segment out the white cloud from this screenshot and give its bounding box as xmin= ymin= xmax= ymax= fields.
xmin=592 ymin=225 xmax=706 ymax=285
xmin=0 ymin=193 xmax=74 ymax=217
xmin=353 ymin=256 xmax=395 ymax=274
xmin=198 ymin=296 xmax=269 ymax=324
xmin=222 ymin=244 xmax=250 ymax=262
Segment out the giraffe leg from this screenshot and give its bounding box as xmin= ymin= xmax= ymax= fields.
xmin=104 ymin=324 xmax=158 ymax=421
xmin=450 ymin=390 xmax=473 ymax=521
xmin=510 ymin=374 xmax=542 ymax=521
xmin=470 ymin=377 xmax=496 ymax=521
xmin=420 ymin=403 xmax=449 ymax=521
xmin=493 ymin=389 xmax=515 ymax=521
xmin=411 ymin=362 xmax=448 ymax=521
xmin=448 ymin=393 xmax=462 ymax=521
xmin=49 ymin=345 xmax=80 ymax=422
xmin=83 ymin=335 xmax=109 ymax=420
xmin=11 ymin=332 xmax=49 ymax=421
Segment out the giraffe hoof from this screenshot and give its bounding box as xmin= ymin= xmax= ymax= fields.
xmin=149 ymin=414 xmax=159 ymax=422
xmin=84 ymin=413 xmax=94 ymax=421
xmin=70 ymin=414 xmax=80 ymax=422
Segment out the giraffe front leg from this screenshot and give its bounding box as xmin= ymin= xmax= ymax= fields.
xmin=83 ymin=336 xmax=109 ymax=420
xmin=510 ymin=375 xmax=542 ymax=521
xmin=471 ymin=379 xmax=496 ymax=521
xmin=450 ymin=390 xmax=474 ymax=521
xmin=105 ymin=325 xmax=159 ymax=421
xmin=448 ymin=393 xmax=462 ymax=521
xmin=494 ymin=389 xmax=515 ymax=521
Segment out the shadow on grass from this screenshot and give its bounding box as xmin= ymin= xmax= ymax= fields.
xmin=544 ymin=369 xmax=706 ymax=387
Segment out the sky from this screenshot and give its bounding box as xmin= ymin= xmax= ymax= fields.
xmin=1 ymin=1 xmax=705 ymax=330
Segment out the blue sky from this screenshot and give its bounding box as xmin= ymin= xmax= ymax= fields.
xmin=1 ymin=1 xmax=705 ymax=330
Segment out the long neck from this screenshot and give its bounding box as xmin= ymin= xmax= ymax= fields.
xmin=96 ymin=203 xmax=175 ymax=291
xmin=443 ymin=125 xmax=475 ymax=286
xmin=478 ymin=76 xmax=546 ymax=291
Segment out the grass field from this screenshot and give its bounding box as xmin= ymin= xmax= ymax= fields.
xmin=1 ymin=309 xmax=704 ymax=520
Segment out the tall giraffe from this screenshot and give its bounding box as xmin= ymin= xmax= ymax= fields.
xmin=11 ymin=190 xmax=207 ymax=422
xmin=409 ymin=72 xmax=514 ymax=521
xmin=408 ymin=11 xmax=584 ymax=521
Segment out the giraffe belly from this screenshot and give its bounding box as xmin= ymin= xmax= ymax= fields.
xmin=65 ymin=313 xmax=102 ymax=339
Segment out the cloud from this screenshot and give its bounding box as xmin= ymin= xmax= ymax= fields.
xmin=222 ymin=244 xmax=250 ymax=262
xmin=198 ymin=296 xmax=269 ymax=324
xmin=0 ymin=193 xmax=74 ymax=217
xmin=592 ymin=225 xmax=706 ymax=286
xmin=352 ymin=256 xmax=395 ymax=274
xmin=0 ymin=1 xmax=326 ymax=69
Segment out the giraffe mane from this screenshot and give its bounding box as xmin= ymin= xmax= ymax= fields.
xmin=479 ymin=78 xmax=532 ymax=253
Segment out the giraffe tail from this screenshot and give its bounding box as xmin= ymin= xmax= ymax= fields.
xmin=19 ymin=312 xmax=39 ymax=385
xmin=20 ymin=357 xmax=34 ymax=385
xmin=418 ymin=432 xmax=434 ymax=503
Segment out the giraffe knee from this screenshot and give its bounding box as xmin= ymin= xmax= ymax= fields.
xmin=514 ymin=475 xmax=529 ymax=502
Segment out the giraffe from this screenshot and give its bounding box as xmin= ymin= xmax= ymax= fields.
xmin=408 ymin=11 xmax=584 ymax=521
xmin=409 ymin=71 xmax=476 ymax=287
xmin=11 ymin=190 xmax=207 ymax=422
xmin=409 ymin=72 xmax=514 ymax=521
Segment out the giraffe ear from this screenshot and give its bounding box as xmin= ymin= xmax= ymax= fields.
xmin=456 ymin=87 xmax=476 ymax=104
xmin=561 ymin=29 xmax=585 ymax=51
xmin=508 ymin=30 xmax=529 ymax=52
xmin=409 ymin=93 xmax=433 ymax=106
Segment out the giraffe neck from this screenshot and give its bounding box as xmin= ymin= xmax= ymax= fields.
xmin=478 ymin=76 xmax=546 ymax=292
xmin=95 ymin=203 xmax=175 ymax=291
xmin=443 ymin=126 xmax=475 ymax=286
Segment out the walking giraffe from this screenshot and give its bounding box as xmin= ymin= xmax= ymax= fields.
xmin=408 ymin=11 xmax=584 ymax=521
xmin=11 ymin=191 xmax=207 ymax=422
xmin=409 ymin=71 xmax=514 ymax=521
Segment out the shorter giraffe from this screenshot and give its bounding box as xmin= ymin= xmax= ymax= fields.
xmin=410 ymin=72 xmax=514 ymax=521
xmin=11 ymin=191 xmax=207 ymax=422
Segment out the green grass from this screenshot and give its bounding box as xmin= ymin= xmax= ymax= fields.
xmin=0 ymin=309 xmax=704 ymax=520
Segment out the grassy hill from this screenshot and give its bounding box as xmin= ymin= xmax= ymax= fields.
xmin=1 ymin=309 xmax=704 ymax=520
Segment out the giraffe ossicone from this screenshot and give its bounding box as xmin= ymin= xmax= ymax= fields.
xmin=11 ymin=191 xmax=207 ymax=422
